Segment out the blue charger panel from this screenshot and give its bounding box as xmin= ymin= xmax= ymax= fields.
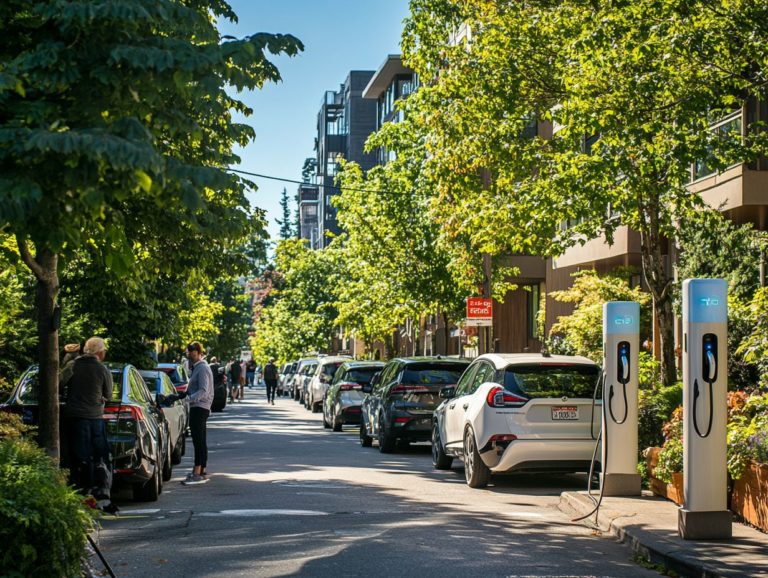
xmin=604 ymin=301 xmax=640 ymax=335
xmin=686 ymin=279 xmax=727 ymax=324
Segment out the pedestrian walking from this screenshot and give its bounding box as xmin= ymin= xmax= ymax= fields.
xmin=239 ymin=358 xmax=247 ymax=399
xmin=175 ymin=342 xmax=213 ymax=485
xmin=61 ymin=336 xmax=117 ymax=513
xmin=229 ymin=358 xmax=242 ymax=403
xmin=246 ymin=359 xmax=256 ymax=389
xmin=264 ymin=358 xmax=279 ymax=405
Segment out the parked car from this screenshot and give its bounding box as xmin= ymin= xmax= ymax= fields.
xmin=1 ymin=364 xmax=169 ymax=502
xmin=431 ymin=353 xmax=601 ymax=488
xmin=156 ymin=362 xmax=190 ymax=393
xmin=306 ymin=356 xmax=348 ymax=413
xmin=139 ymin=369 xmax=187 ymax=466
xmin=291 ymin=358 xmax=317 ymax=402
xmin=359 ymin=356 xmax=471 ymax=453
xmin=323 ymin=361 xmax=384 ymax=431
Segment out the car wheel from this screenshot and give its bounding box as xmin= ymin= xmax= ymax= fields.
xmin=180 ymin=433 xmax=186 ymax=456
xmin=323 ymin=411 xmax=331 ymax=429
xmin=134 ymin=463 xmax=161 ymax=502
xmin=171 ymin=433 xmax=183 ymax=465
xmin=162 ymin=442 xmax=173 ymax=482
xmin=332 ymin=411 xmax=342 ymax=432
xmin=311 ymin=400 xmax=321 ymax=413
xmin=432 ymin=423 xmax=454 ymax=470
xmin=463 ymin=426 xmax=491 ymax=488
xmin=378 ymin=415 xmax=395 ymax=454
xmin=359 ymin=421 xmax=372 ymax=447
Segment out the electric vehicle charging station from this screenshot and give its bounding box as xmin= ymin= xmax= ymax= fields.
xmin=679 ymin=279 xmax=732 ymax=540
xmin=601 ymin=301 xmax=642 ymax=496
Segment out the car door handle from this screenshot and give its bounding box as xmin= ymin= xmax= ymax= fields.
xmin=462 ymin=403 xmax=469 ymax=410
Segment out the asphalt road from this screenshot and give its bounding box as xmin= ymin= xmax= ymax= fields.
xmin=97 ymin=385 xmax=658 ymax=578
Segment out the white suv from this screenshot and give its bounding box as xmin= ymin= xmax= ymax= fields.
xmin=306 ymin=356 xmax=349 ymax=413
xmin=432 ymin=353 xmax=601 ymax=488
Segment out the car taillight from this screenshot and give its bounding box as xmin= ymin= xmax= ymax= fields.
xmin=104 ymin=405 xmax=145 ymax=421
xmin=394 ymin=416 xmax=413 ymax=423
xmin=340 ymin=383 xmax=362 ymax=391
xmin=391 ymin=385 xmax=430 ymax=394
xmin=486 ymin=386 xmax=528 ymax=408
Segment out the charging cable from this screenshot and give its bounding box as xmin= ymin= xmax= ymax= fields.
xmin=692 ymin=377 xmax=714 ymax=438
xmin=573 ymin=371 xmax=606 ymax=523
xmin=607 ymin=381 xmax=629 ymax=425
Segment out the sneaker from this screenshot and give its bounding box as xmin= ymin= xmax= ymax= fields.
xmin=184 ymin=472 xmax=195 ymax=482
xmin=271 ymin=400 xmax=275 ymax=405
xmin=182 ymin=474 xmax=209 ymax=486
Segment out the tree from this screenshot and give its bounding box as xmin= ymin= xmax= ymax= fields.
xmin=0 ymin=1 xmax=302 ymax=457
xmin=400 ymin=0 xmax=768 ymax=385
xmin=276 ymin=187 xmax=294 ymax=240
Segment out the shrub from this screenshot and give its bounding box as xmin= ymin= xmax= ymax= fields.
xmin=0 ymin=412 xmax=33 ymax=440
xmin=0 ymin=439 xmax=94 ymax=577
xmin=638 ymin=383 xmax=682 ymax=452
xmin=654 ymin=438 xmax=683 ymax=483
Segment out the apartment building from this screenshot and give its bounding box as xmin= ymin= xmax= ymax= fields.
xmin=297 ymin=182 xmax=319 ymax=248
xmin=545 ymin=98 xmax=768 ymax=352
xmin=314 ymin=71 xmax=377 ymax=249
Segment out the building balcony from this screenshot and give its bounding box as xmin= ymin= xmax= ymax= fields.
xmin=688 ymin=163 xmax=768 ymax=227
xmin=552 ymin=226 xmax=641 ymax=270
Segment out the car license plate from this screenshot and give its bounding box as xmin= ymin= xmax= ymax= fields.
xmin=551 ymin=406 xmax=579 ymax=421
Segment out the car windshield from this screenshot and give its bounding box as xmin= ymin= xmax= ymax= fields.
xmin=400 ymin=364 xmax=467 ymax=386
xmin=503 ymin=364 xmax=600 ymax=399
xmin=341 ymin=368 xmax=380 ymax=385
xmin=16 ymin=369 xmax=39 ymax=403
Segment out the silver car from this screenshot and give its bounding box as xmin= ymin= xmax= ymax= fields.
xmin=323 ymin=361 xmax=384 ymax=431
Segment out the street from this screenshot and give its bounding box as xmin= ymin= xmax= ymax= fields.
xmin=98 ymin=385 xmax=658 ymax=577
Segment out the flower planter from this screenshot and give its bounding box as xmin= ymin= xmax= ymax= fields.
xmin=731 ymin=462 xmax=768 ymax=532
xmin=645 ymin=447 xmax=684 ymax=505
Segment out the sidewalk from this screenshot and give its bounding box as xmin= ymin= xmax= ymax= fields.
xmin=559 ymin=491 xmax=768 ymax=577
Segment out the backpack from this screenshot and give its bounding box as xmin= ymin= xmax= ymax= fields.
xmin=264 ymin=363 xmax=278 ymax=381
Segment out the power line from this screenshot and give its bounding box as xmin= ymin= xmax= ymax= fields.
xmin=225 ymin=167 xmax=408 ymax=196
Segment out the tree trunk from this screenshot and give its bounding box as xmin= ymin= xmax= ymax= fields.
xmin=17 ymin=239 xmax=60 ymax=460
xmin=442 ymin=311 xmax=451 ymax=356
xmin=638 ymin=202 xmax=677 ymax=387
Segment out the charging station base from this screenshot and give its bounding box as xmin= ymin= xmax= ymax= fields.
xmin=678 ymin=509 xmax=732 ymax=540
xmin=600 ymin=473 xmax=642 ymax=496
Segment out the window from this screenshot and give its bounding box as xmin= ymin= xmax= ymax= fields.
xmin=470 ymin=362 xmax=496 ymax=394
xmin=503 ymin=363 xmax=600 ymax=400
xmin=454 ymin=364 xmax=479 ymax=396
xmin=692 ymin=111 xmax=743 ymax=181
xmin=399 ymin=364 xmax=468 ymax=385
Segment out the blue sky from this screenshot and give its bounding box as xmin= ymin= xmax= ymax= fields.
xmin=217 ymin=1 xmax=411 ymax=242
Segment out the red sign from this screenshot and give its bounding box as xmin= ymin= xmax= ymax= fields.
xmin=466 ymin=297 xmax=493 ymax=320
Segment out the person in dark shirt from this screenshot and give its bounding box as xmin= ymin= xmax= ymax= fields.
xmin=62 ymin=336 xmax=114 ymax=510
xmin=263 ymin=359 xmax=279 ymax=405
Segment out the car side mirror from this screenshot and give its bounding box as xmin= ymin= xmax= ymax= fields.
xmin=440 ymin=386 xmax=456 ymax=399
xmin=156 ymin=394 xmax=167 ymax=406
xmin=361 ymin=384 xmax=372 ymax=394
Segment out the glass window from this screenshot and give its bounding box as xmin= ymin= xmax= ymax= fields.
xmin=470 ymin=363 xmax=496 ymax=393
xmin=502 ymin=364 xmax=600 ymax=400
xmin=16 ymin=368 xmax=39 ymax=403
xmin=399 ymin=364 xmax=468 ymax=386
xmin=454 ymin=364 xmax=479 ymax=396
xmin=339 ymin=367 xmax=382 ymax=385
xmin=321 ymin=362 xmax=342 ymax=379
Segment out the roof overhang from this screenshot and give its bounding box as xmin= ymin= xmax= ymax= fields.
xmin=362 ymin=55 xmax=412 ymax=99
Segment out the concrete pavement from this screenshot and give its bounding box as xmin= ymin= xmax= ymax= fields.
xmin=95 ymin=388 xmax=659 ymax=577
xmin=560 ymin=491 xmax=768 ymax=578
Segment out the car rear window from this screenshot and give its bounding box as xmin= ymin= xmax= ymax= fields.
xmin=158 ymin=366 xmax=183 ymax=385
xmin=400 ymin=364 xmax=467 ymax=385
xmin=341 ymin=367 xmax=380 ymax=385
xmin=109 ymin=370 xmax=126 ymax=399
xmin=503 ymin=364 xmax=600 ymax=400
xmin=322 ymin=362 xmax=342 ymax=377
xmin=16 ymin=369 xmax=39 ymax=403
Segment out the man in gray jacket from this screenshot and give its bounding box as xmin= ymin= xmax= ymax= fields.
xmin=179 ymin=341 xmax=213 ymax=485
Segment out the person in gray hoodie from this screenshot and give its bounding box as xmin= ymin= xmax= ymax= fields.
xmin=172 ymin=341 xmax=214 ymax=485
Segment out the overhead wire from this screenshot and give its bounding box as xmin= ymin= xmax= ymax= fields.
xmin=224 ymin=167 xmax=411 ymax=196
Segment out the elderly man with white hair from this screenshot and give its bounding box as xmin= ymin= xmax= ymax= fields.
xmin=62 ymin=336 xmax=116 ymax=512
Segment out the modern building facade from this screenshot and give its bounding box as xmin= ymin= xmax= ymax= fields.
xmin=297 ymin=182 xmax=319 ymax=248
xmin=314 ymin=71 xmax=377 ymax=248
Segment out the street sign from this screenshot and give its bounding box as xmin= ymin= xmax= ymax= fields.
xmin=466 ymin=297 xmax=493 ymax=326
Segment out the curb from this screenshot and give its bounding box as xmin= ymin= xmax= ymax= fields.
xmin=558 ymin=492 xmax=741 ymax=578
